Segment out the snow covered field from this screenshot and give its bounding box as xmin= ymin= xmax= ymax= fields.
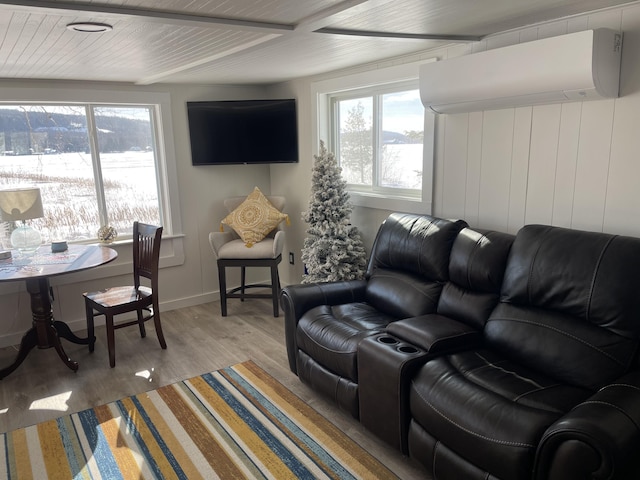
xmin=0 ymin=150 xmax=160 ymax=244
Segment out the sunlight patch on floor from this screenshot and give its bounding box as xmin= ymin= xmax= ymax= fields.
xmin=29 ymin=391 xmax=72 ymax=412
xmin=136 ymin=368 xmax=155 ymax=382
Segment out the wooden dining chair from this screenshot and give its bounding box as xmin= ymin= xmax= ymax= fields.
xmin=83 ymin=222 xmax=165 ymax=367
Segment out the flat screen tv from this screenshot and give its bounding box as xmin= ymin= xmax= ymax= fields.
xmin=187 ymin=99 xmax=298 ymax=165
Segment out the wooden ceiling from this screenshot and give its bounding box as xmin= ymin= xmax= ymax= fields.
xmin=0 ymin=0 xmax=634 ymax=85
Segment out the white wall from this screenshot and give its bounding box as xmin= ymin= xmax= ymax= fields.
xmin=432 ymin=4 xmax=640 ymax=237
xmin=273 ymin=2 xmax=640 ymax=290
xmin=1 ymin=2 xmax=640 ymax=348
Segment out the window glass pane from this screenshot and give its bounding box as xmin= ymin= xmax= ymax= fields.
xmin=380 ymin=90 xmax=424 ymax=189
xmin=338 ymin=97 xmax=372 ymax=186
xmin=94 ymin=106 xmax=160 ymax=236
xmin=0 ymin=105 xmax=98 ymax=242
xmin=0 ymin=104 xmax=162 ymax=246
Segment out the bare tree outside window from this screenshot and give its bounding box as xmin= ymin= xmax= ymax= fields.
xmin=339 ymin=99 xmax=372 ymax=185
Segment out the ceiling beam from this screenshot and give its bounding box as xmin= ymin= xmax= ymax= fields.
xmin=135 ymin=34 xmax=282 ymax=85
xmin=295 ymin=0 xmax=369 ymax=32
xmin=315 ymin=27 xmax=482 ymax=42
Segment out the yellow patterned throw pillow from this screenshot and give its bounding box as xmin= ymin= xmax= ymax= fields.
xmin=221 ymin=187 xmax=289 ymax=247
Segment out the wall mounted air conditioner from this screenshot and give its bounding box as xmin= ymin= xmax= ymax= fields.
xmin=420 ymin=28 xmax=622 ymax=114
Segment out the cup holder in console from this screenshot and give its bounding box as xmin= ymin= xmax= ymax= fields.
xmin=397 ymin=345 xmax=419 ymax=354
xmin=374 ymin=334 xmax=423 ymax=356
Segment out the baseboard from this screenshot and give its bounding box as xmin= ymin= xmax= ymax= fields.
xmin=0 ymin=292 xmax=219 ymax=349
xmin=0 ymin=277 xmax=294 ymax=349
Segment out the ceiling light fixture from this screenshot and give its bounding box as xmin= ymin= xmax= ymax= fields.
xmin=66 ymin=22 xmax=113 ymax=33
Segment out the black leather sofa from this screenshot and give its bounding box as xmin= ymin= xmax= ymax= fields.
xmin=281 ymin=213 xmax=640 ymax=480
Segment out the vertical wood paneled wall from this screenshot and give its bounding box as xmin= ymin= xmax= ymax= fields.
xmin=432 ymin=3 xmax=640 ymax=237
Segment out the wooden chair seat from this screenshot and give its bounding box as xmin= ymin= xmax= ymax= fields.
xmin=84 ymin=286 xmax=153 ymax=316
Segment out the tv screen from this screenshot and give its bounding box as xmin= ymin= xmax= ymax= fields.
xmin=187 ymin=99 xmax=298 ymax=165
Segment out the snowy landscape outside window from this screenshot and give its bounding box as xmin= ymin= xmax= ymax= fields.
xmin=330 ymin=85 xmax=424 ymax=199
xmin=0 ymin=104 xmax=162 ymax=243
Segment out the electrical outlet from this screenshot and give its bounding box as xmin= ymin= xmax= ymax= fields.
xmin=289 ymin=252 xmax=295 ymax=265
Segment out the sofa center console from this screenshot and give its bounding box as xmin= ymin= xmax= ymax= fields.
xmin=358 ymin=333 xmax=427 ymax=452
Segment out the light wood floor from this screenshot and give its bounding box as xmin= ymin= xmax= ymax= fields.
xmin=0 ymin=298 xmax=427 ymax=479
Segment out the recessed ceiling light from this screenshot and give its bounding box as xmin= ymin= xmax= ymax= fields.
xmin=66 ymin=22 xmax=113 ymax=33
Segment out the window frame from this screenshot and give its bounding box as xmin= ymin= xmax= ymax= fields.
xmin=312 ymin=59 xmax=435 ymax=214
xmin=329 ymin=80 xmax=424 ymax=199
xmin=0 ymin=85 xmax=184 ymax=287
xmin=0 ymin=88 xmax=181 ymax=240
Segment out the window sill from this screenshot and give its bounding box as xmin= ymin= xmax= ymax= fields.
xmin=349 ymin=191 xmax=432 ymax=215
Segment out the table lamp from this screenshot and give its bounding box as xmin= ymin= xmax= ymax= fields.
xmin=0 ymin=187 xmax=44 ymax=255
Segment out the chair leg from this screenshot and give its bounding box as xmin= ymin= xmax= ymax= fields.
xmin=85 ymin=302 xmax=95 ymax=353
xmin=137 ymin=308 xmax=147 ymax=338
xmin=153 ymin=300 xmax=167 ymax=349
xmin=271 ymin=264 xmax=280 ymax=317
xmin=240 ymin=266 xmax=246 ymax=302
xmin=218 ymin=261 xmax=228 ymax=317
xmin=106 ymin=314 xmax=116 ymax=368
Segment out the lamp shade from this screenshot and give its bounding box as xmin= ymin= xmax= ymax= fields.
xmin=0 ymin=187 xmax=44 ymax=222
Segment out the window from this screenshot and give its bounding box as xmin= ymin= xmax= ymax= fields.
xmin=313 ymin=60 xmax=435 ymax=214
xmin=0 ymin=104 xmax=163 ymax=243
xmin=331 ymin=85 xmax=424 ymax=198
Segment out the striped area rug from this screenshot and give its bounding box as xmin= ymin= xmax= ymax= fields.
xmin=0 ymin=360 xmax=398 ymax=479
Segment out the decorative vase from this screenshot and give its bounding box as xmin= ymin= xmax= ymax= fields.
xmin=97 ymin=225 xmax=117 ymax=244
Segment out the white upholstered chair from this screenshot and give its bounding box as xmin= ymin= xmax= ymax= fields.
xmin=209 ymin=196 xmax=286 ymax=317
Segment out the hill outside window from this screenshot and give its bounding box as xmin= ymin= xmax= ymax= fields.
xmin=0 ymin=104 xmax=162 ymax=244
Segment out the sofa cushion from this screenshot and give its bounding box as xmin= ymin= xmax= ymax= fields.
xmin=367 ymin=213 xmax=466 ymax=280
xmin=365 ymin=213 xmax=467 ymax=318
xmin=500 ymin=225 xmax=640 ymax=338
xmin=296 ymin=303 xmax=396 ymax=380
xmin=491 ymin=224 xmax=640 ymax=389
xmin=437 ymin=228 xmax=514 ymax=329
xmin=365 ymin=269 xmax=443 ymax=318
xmin=410 ymin=350 xmax=592 ymax=480
xmin=486 ymin=303 xmax=637 ymax=390
xmin=447 ymin=228 xmax=514 ymax=293
xmin=296 ymin=351 xmax=359 ymax=418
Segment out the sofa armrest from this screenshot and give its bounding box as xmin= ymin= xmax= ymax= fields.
xmin=535 ymin=371 xmax=640 ymax=480
xmin=386 ymin=314 xmax=482 ymax=354
xmin=280 ymin=280 xmax=367 ymax=374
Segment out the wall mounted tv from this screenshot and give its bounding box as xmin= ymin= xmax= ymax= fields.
xmin=187 ymin=99 xmax=298 ymax=165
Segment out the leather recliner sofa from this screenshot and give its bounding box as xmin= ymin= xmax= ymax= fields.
xmin=281 ymin=212 xmax=640 ymax=479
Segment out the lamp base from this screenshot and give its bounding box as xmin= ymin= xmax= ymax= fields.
xmin=11 ymin=224 xmax=42 ymax=255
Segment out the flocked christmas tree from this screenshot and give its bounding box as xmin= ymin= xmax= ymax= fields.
xmin=301 ymin=141 xmax=367 ymax=283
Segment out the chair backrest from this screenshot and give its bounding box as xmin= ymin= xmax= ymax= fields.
xmin=133 ymin=221 xmax=163 ymax=290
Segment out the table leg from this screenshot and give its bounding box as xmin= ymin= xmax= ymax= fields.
xmin=54 ymin=321 xmax=93 ymax=345
xmin=0 ymin=328 xmax=38 ymax=380
xmin=0 ymin=277 xmax=81 ymax=379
